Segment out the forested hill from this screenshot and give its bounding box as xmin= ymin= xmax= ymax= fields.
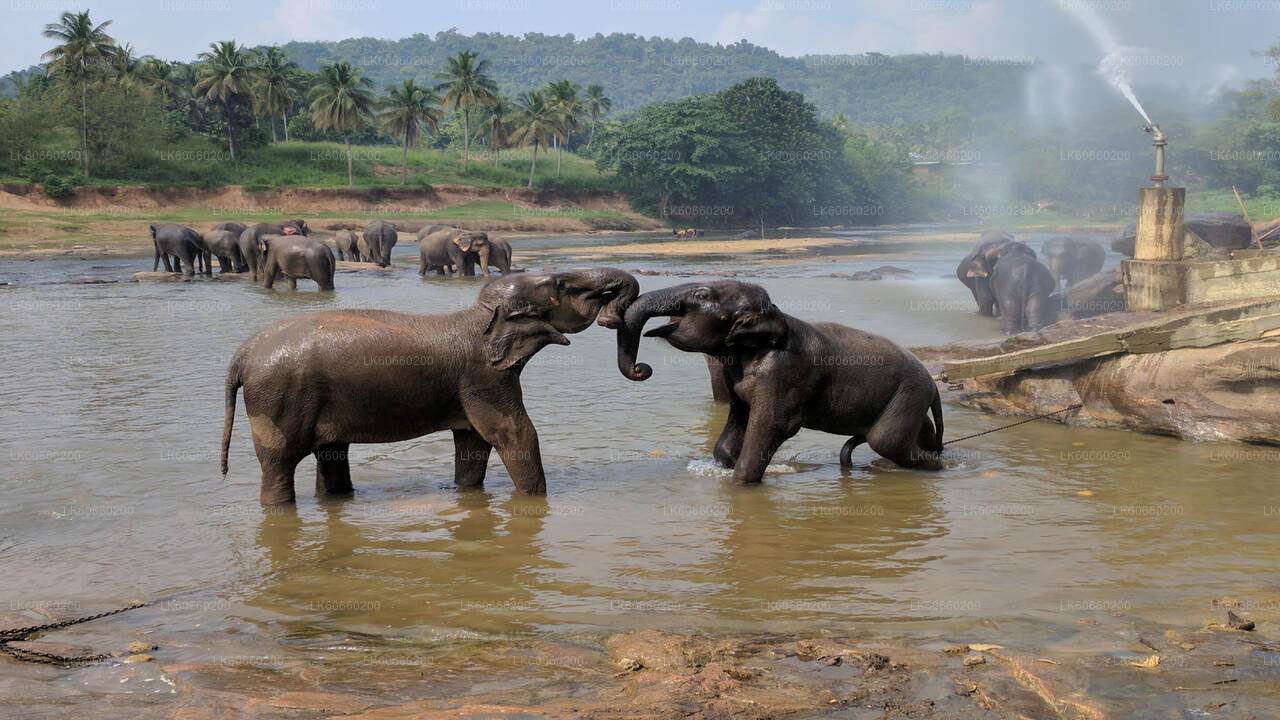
xmin=279 ymin=30 xmax=1030 ymax=123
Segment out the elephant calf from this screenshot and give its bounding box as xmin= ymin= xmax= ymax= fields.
xmin=259 ymin=235 xmax=336 ymax=291
xmin=221 ymin=268 xmax=640 ymax=504
xmin=1042 ymin=237 xmax=1105 ymax=288
xmin=617 ymin=281 xmax=944 ymax=483
xmin=333 ymin=229 xmax=360 ymax=262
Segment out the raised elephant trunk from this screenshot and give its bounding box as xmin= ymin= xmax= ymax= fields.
xmin=616 ymin=284 xmax=694 ymax=381
xmin=579 ymin=267 xmax=641 ymax=329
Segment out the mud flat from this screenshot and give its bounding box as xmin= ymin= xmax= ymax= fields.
xmin=567 ymin=236 xmax=850 ymax=257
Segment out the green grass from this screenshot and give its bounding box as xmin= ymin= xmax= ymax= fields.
xmin=1185 ymin=188 xmax=1280 ymax=223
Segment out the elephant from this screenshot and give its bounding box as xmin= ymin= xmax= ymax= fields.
xmin=202 ymin=229 xmax=246 ymax=273
xmin=333 ymin=230 xmax=360 ymax=262
xmin=150 ymin=223 xmax=208 ymax=276
xmin=258 ymin=234 xmax=336 ymax=291
xmin=419 ymin=228 xmax=490 ymax=276
xmin=616 ymin=281 xmax=944 ymax=483
xmin=220 ymin=267 xmax=641 ymax=504
xmin=479 ymin=235 xmax=513 ymax=275
xmin=241 ymin=220 xmax=309 ymax=281
xmin=214 ymin=221 xmax=247 ymax=236
xmin=965 ymin=245 xmax=1057 ymax=335
xmin=1042 ymin=237 xmax=1105 ymax=288
xmin=956 ymin=231 xmax=1028 ymax=317
xmin=362 ymin=219 xmax=399 ymax=267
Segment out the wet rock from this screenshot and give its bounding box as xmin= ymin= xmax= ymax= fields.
xmin=963 ymin=654 xmax=987 ymax=667
xmin=849 ymin=265 xmax=915 ymax=281
xmin=265 ymin=691 xmax=375 ymax=713
xmin=127 ymin=641 xmax=154 ymax=654
xmin=124 ymin=653 xmax=153 ymax=663
xmin=1113 ymin=213 xmax=1253 ymax=257
xmin=1227 ymin=611 xmax=1255 ymax=631
xmin=944 ymin=644 xmax=970 ymax=655
xmin=1057 ymin=267 xmax=1125 ymax=319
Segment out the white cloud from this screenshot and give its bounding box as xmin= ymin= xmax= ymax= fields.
xmin=249 ymin=0 xmax=361 ymax=45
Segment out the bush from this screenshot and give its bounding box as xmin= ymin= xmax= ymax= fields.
xmin=40 ymin=173 xmax=79 ymax=200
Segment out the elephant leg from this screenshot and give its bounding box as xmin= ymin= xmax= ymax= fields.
xmin=866 ymin=392 xmax=943 ymax=471
xmin=464 ymin=397 xmax=546 ymax=494
xmin=712 ymin=397 xmax=748 ymax=468
xmin=1000 ymin=294 xmax=1024 ymax=335
xmin=453 ymin=429 xmax=492 ymax=488
xmin=706 ymin=355 xmax=732 ymax=403
xmin=262 ymin=260 xmax=276 ymax=288
xmin=204 ymin=251 xmax=213 ymax=276
xmin=974 ymin=281 xmax=997 ymax=317
xmin=315 ymin=443 xmax=353 ymax=497
xmin=179 ymin=251 xmax=195 ymax=277
xmin=255 ymin=450 xmax=303 ymax=505
xmin=839 ymin=435 xmax=866 ymax=468
xmin=730 ymin=407 xmax=799 ymax=486
xmin=161 ymin=253 xmax=175 ymax=273
xmin=288 ymin=276 xmax=298 ymax=291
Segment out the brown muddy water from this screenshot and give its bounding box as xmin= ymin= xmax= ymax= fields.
xmin=1 ymin=226 xmax=1277 ymax=717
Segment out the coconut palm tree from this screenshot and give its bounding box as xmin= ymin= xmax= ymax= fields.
xmin=111 ymin=43 xmax=145 ymax=97
xmin=474 ymin=96 xmax=512 ymax=162
xmin=583 ymin=83 xmax=611 ymax=150
xmin=378 ymin=79 xmax=440 ymax=185
xmin=511 ymin=90 xmax=561 ymax=189
xmin=193 ymin=40 xmax=254 ymax=160
xmin=545 ymin=80 xmax=582 ymax=178
xmin=308 ymin=61 xmax=376 ymax=186
xmin=41 ymin=10 xmax=116 ymax=177
xmin=253 ymin=47 xmax=299 ymax=143
xmin=140 ymin=58 xmax=179 ymax=104
xmin=434 ymin=50 xmax=498 ymax=173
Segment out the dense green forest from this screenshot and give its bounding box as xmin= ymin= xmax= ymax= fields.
xmin=6 ymin=17 xmax=1280 ymax=226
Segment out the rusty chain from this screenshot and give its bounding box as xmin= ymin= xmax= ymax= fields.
xmin=0 ymin=602 xmax=149 ymax=666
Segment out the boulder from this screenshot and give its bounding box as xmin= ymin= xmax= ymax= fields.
xmin=735 ymin=229 xmax=760 ymax=240
xmin=1056 ymin=267 xmax=1125 ymax=319
xmin=1113 ymin=213 xmax=1253 ymax=258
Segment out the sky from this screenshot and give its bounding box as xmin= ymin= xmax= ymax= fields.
xmin=4 ymin=0 xmax=1278 ymax=90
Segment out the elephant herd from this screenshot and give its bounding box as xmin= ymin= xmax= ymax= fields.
xmin=221 ymin=268 xmax=947 ymax=505
xmin=956 ymin=230 xmax=1106 ymax=335
xmin=149 ymin=218 xmax=515 ymax=291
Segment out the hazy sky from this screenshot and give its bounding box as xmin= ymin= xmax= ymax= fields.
xmin=4 ymin=0 xmax=1277 ymax=89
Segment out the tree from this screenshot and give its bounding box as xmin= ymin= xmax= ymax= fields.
xmin=511 ymin=90 xmax=560 ymax=188
xmin=41 ymin=10 xmax=116 ymax=177
xmin=378 ymin=79 xmax=440 ymax=184
xmin=474 ymin=95 xmax=512 ymax=160
xmin=545 ymin=80 xmax=583 ymax=178
xmin=193 ymin=40 xmax=254 ymax=160
xmin=254 ymin=47 xmax=298 ymax=143
xmin=435 ymin=50 xmax=497 ymax=173
xmin=584 ymin=83 xmax=611 ymax=149
xmin=309 ymin=61 xmax=375 ymax=186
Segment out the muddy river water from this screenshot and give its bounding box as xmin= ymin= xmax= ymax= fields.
xmin=1 ymin=227 xmax=1277 ymax=716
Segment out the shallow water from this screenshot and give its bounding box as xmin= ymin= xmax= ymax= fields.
xmin=1 ymin=228 xmax=1275 ymax=682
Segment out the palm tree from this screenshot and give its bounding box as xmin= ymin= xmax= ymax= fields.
xmin=435 ymin=50 xmax=498 ymax=173
xmin=253 ymin=47 xmax=299 ymax=143
xmin=193 ymin=40 xmax=254 ymax=160
xmin=511 ymin=90 xmax=561 ymax=189
xmin=111 ymin=43 xmax=144 ymax=96
xmin=545 ymin=80 xmax=582 ymax=178
xmin=140 ymin=58 xmax=179 ymax=104
xmin=583 ymin=83 xmax=611 ymax=150
xmin=474 ymin=96 xmax=511 ymax=162
xmin=378 ymin=79 xmax=440 ymax=184
xmin=41 ymin=10 xmax=116 ymax=177
xmin=309 ymin=61 xmax=376 ymax=186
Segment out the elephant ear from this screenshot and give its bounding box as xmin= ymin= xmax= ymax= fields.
xmin=726 ymin=303 xmax=789 ymax=349
xmin=484 ymin=303 xmax=570 ymax=370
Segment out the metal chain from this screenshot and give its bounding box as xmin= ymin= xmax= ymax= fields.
xmin=943 ymin=404 xmax=1083 ymax=446
xmin=0 ymin=602 xmax=149 ymax=666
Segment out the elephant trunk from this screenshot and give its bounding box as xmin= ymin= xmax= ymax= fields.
xmin=616 ymin=283 xmax=695 ymax=381
xmin=579 ymin=267 xmax=641 ymax=330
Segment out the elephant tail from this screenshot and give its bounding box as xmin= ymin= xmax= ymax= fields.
xmin=930 ymin=391 xmax=944 ymax=452
xmin=220 ymin=358 xmax=243 ymax=475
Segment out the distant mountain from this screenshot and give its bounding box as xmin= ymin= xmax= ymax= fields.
xmin=279 ymin=30 xmax=1032 ymax=124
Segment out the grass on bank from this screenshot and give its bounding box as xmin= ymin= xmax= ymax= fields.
xmin=972 ymin=188 xmax=1280 ymax=231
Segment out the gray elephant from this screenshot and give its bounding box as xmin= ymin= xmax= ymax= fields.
xmin=479 ymin=235 xmax=514 ymax=275
xmin=240 ymin=220 xmax=309 ymax=281
xmin=965 ymin=244 xmax=1057 ymax=335
xmin=151 ymin=223 xmax=208 ymax=276
xmin=258 ymin=234 xmax=336 ymax=291
xmin=956 ymin=231 xmax=1025 ymax=317
xmin=362 ymin=219 xmax=399 ymax=267
xmin=214 ymin=221 xmax=247 ymax=236
xmin=1042 ymin=237 xmax=1105 ymax=288
xmin=333 ymin=229 xmax=360 ymax=262
xmin=202 ymin=229 xmax=246 ymax=273
xmin=419 ymin=228 xmax=489 ymax=276
xmin=616 ymin=281 xmax=944 ymax=482
xmin=220 ymin=267 xmax=640 ymax=504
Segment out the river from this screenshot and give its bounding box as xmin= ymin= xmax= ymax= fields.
xmin=1 ymin=227 xmax=1276 ymax=715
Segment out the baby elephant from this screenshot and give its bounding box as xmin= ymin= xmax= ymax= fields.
xmin=965 ymin=245 xmax=1056 ymax=335
xmin=259 ymin=234 xmax=336 ymax=291
xmin=1042 ymin=237 xmax=1105 ymax=288
xmin=617 ymin=281 xmax=944 ymax=483
xmin=332 ymin=229 xmax=360 ymax=262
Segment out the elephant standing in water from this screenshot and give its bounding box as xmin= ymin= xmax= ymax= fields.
xmin=240 ymin=220 xmax=309 ymax=282
xmin=363 ymin=220 xmax=399 ymax=267
xmin=151 ymin=223 xmax=208 ymax=276
xmin=202 ymin=229 xmax=246 ymax=273
xmin=214 ymin=221 xmax=247 ymax=236
xmin=258 ymin=235 xmax=336 ymax=291
xmin=1042 ymin=237 xmax=1105 ymax=288
xmin=419 ymin=228 xmax=490 ymax=276
xmin=616 ymin=281 xmax=944 ymax=483
xmin=964 ymin=244 xmax=1057 ymax=335
xmin=956 ymin=231 xmax=1028 ymax=317
xmin=333 ymin=230 xmax=360 ymax=262
xmin=221 ymin=268 xmax=640 ymax=504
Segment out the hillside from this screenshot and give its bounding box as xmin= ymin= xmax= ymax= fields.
xmin=280 ymin=31 xmax=1030 ymax=123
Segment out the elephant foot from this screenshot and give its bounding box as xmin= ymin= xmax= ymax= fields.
xmin=259 ymin=482 xmax=297 ymax=505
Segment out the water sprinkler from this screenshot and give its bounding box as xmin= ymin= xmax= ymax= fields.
xmin=1144 ymin=124 xmax=1167 ymax=188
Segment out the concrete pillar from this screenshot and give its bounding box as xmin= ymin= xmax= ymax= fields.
xmin=1133 ymin=187 xmax=1185 ymax=260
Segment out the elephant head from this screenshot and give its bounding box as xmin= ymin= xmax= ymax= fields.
xmin=965 ymin=240 xmax=1034 ymax=279
xmin=282 ymin=219 xmax=309 ymax=236
xmin=479 ymin=268 xmax=640 ymax=370
xmin=450 ymin=231 xmax=489 ymax=272
xmin=616 ymin=281 xmax=788 ymax=381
